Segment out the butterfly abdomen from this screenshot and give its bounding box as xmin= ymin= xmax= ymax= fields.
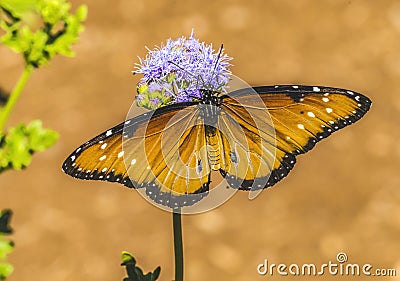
xmin=205 ymin=125 xmax=222 ymax=170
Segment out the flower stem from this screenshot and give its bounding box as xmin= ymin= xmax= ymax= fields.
xmin=0 ymin=65 xmax=34 ymax=132
xmin=173 ymin=208 xmax=184 ymax=281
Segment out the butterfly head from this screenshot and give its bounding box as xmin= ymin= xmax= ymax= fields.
xmin=200 ymin=89 xmax=222 ymax=106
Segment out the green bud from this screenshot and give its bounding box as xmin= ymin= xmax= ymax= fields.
xmin=0 ymin=0 xmax=87 ymax=67
xmin=137 ymin=83 xmax=149 ymax=95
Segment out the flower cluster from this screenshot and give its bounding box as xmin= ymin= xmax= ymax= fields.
xmin=134 ymin=31 xmax=232 ymax=110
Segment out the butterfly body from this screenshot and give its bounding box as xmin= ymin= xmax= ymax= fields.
xmin=198 ymin=90 xmax=222 ymax=122
xmin=62 ymin=85 xmax=371 ymax=207
xmin=195 ymin=90 xmax=225 ymax=170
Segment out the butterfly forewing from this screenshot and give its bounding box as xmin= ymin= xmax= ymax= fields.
xmin=62 ymin=123 xmax=131 ymax=185
xmin=220 ymin=85 xmax=371 ymax=188
xmin=63 ymin=102 xmax=212 ymax=207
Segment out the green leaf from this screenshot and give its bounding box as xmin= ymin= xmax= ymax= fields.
xmin=121 ymin=251 xmax=137 ymax=266
xmin=121 ymin=252 xmax=161 ymax=281
xmin=37 ymin=0 xmax=71 ymax=26
xmin=0 ymin=87 xmax=9 ymax=106
xmin=152 ymin=267 xmax=161 ymax=281
xmin=3 ymin=124 xmax=32 ymax=169
xmin=0 ymin=120 xmax=58 ymax=172
xmin=0 ymin=210 xmax=13 ymax=235
xmin=26 ymin=120 xmax=58 ymax=152
xmin=0 ymin=241 xmax=13 ymax=260
xmin=0 ymin=0 xmax=36 ymax=18
xmin=0 ymin=209 xmax=14 ymax=280
xmin=0 ymin=0 xmax=87 ymax=67
xmin=75 ymin=5 xmax=87 ymax=22
xmin=0 ymin=262 xmax=13 ymax=280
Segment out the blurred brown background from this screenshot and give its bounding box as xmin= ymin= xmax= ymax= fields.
xmin=1 ymin=0 xmax=399 ymax=280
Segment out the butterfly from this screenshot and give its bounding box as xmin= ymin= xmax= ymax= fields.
xmin=62 ymin=85 xmax=371 ymax=208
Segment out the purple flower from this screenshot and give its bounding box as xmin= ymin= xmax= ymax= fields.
xmin=136 ymin=94 xmax=145 ymax=103
xmin=150 ymin=97 xmax=160 ymax=105
xmin=134 ymin=30 xmax=232 ymax=108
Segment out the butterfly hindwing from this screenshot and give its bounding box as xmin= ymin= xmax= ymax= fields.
xmin=217 ymin=102 xmax=277 ymax=190
xmin=134 ymin=106 xmax=211 ymax=206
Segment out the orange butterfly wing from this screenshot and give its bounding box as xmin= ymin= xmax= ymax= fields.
xmin=216 ymin=100 xmax=277 ymax=190
xmin=219 ymin=85 xmax=371 ymax=190
xmin=62 ymin=102 xmax=211 ymax=207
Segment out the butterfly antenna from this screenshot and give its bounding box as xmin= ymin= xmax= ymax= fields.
xmin=168 ymin=61 xmax=196 ymax=79
xmin=214 ymin=44 xmax=223 ymax=72
xmin=206 ymin=44 xmax=224 ymax=89
xmin=168 ymin=60 xmax=207 ymax=97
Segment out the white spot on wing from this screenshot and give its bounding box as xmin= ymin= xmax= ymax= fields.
xmin=313 ymin=86 xmax=321 ymax=92
xmin=106 ymin=130 xmax=112 ymax=137
xmin=322 ymin=97 xmax=329 ymax=102
xmin=292 ymin=85 xmax=299 ymax=89
xmin=307 ymin=112 xmax=315 ymax=118
xmin=297 ymin=124 xmax=305 ymax=130
xmin=355 ymin=95 xmax=360 ymax=101
xmin=131 ymin=159 xmax=137 ymax=165
xmin=326 ymin=108 xmax=333 ymax=113
xmin=99 ymin=155 xmax=106 ymax=161
xmin=71 ymin=155 xmax=76 ymax=161
xmin=118 ymin=151 xmax=124 ymax=158
xmin=101 ymin=143 xmax=107 ymax=150
xmin=102 ymin=167 xmax=107 ymax=172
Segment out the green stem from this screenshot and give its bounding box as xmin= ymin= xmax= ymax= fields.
xmin=173 ymin=208 xmax=184 ymax=281
xmin=0 ymin=65 xmax=34 ymax=132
